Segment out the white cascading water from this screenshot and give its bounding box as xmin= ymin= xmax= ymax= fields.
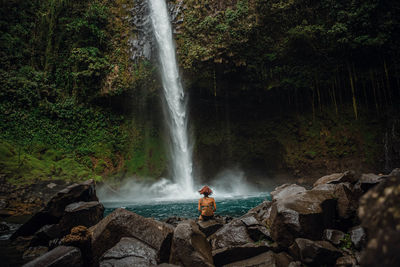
xmin=148 ymin=0 xmax=194 ymax=196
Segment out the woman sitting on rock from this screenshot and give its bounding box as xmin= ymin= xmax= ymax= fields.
xmin=198 ymin=186 xmax=216 ymax=221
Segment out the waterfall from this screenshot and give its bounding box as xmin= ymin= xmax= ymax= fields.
xmin=148 ymin=0 xmax=194 ymax=195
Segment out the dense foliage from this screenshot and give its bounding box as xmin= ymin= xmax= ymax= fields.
xmin=0 ymin=0 xmax=164 ymax=183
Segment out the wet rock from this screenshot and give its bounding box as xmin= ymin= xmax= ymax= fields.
xmin=313 ymin=171 xmax=357 ymax=187
xmin=209 ymin=214 xmax=269 ymax=252
xmin=289 ymin=238 xmax=342 ymax=266
xmin=170 ymin=220 xmax=214 ymax=267
xmin=212 ymin=242 xmax=271 ymax=267
xmin=313 ymin=183 xmax=359 ymax=220
xmin=31 ymin=224 xmax=61 ymax=247
xmin=61 ymin=226 xmax=92 ymax=265
xmin=355 ymin=173 xmax=384 ymax=192
xmin=22 ymin=246 xmax=49 ymax=261
xmin=323 ymin=229 xmax=345 ymax=245
xmin=270 ymin=184 xmax=306 ymax=202
xmin=58 ymin=201 xmax=104 ymax=235
xmin=348 ymin=226 xmax=366 ymax=249
xmin=358 ymin=175 xmax=400 ymax=266
xmin=336 ymin=255 xmax=357 ymax=266
xmin=248 ymin=201 xmax=273 ymax=222
xmin=163 ymin=216 xmax=185 ymax=227
xmin=223 ymin=251 xmax=292 ymax=267
xmin=0 ymin=221 xmax=10 ymax=233
xmin=23 ymin=246 xmax=83 ymax=267
xmin=99 ymin=237 xmax=157 ymax=267
xmin=267 ymin=188 xmax=337 ymax=247
xmin=197 ymin=219 xmax=224 ymax=237
xmin=12 ymin=179 xmax=97 ymax=239
xmin=90 ymin=208 xmax=174 ymax=265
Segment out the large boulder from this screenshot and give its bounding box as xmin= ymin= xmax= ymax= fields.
xmin=313 ymin=183 xmax=359 ymax=221
xmin=99 ymin=237 xmax=158 ymax=267
xmin=23 ymin=246 xmax=83 ymax=267
xmin=12 ymin=180 xmax=98 ymax=239
xmin=90 ymin=208 xmax=174 ymax=265
xmin=208 ymin=213 xmax=272 ymax=266
xmin=267 ymin=187 xmax=337 ymax=247
xmin=358 ymin=174 xmax=400 ymax=266
xmin=212 ymin=242 xmax=271 ymax=267
xmin=169 ymin=220 xmax=214 ymax=267
xmin=197 ymin=219 xmax=223 ymax=237
xmin=223 ymin=251 xmax=292 ymax=267
xmin=313 ymin=171 xmax=357 ymax=187
xmin=58 ymin=201 xmax=104 ymax=235
xmin=289 ymin=238 xmax=342 ymax=266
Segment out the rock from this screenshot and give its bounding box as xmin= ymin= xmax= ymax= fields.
xmin=212 ymin=242 xmax=271 ymax=267
xmin=313 ymin=183 xmax=359 ymax=220
xmin=248 ymin=201 xmax=273 ymax=222
xmin=313 ymin=171 xmax=357 ymax=187
xmin=348 ymin=226 xmax=366 ymax=249
xmin=223 ymin=251 xmax=292 ymax=267
xmin=12 ymin=179 xmax=98 ymax=239
xmin=209 ymin=214 xmax=270 ymax=252
xmin=47 ymin=183 xmax=57 ymax=189
xmin=0 ymin=221 xmax=10 ymax=233
xmin=22 ymin=246 xmax=49 ymax=261
xmin=289 ymin=238 xmax=342 ymax=266
xmin=323 ymin=229 xmax=345 ymax=245
xmin=170 ymin=220 xmax=214 ymax=267
xmin=163 ymin=216 xmax=185 ymax=227
xmin=336 ymin=255 xmax=357 ymax=266
xmin=288 ymin=261 xmax=302 ymax=267
xmin=58 ymin=201 xmax=104 ymax=235
xmin=267 ymin=188 xmax=337 ymax=247
xmin=61 ymin=226 xmax=92 ymax=265
xmin=99 ymin=237 xmax=157 ymax=267
xmin=31 ymin=224 xmax=62 ymax=247
xmin=355 ymin=173 xmax=384 ymax=192
xmin=358 ymin=175 xmax=400 ymax=266
xmin=197 ymin=219 xmax=224 ymax=237
xmin=270 ymin=184 xmax=306 ymax=202
xmin=90 ymin=208 xmax=174 ymax=265
xmin=23 ymin=246 xmax=83 ymax=267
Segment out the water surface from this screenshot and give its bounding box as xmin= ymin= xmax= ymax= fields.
xmin=103 ymin=193 xmax=271 ymax=220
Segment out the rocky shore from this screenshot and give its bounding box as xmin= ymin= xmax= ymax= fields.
xmin=3 ymin=169 xmax=400 ymax=266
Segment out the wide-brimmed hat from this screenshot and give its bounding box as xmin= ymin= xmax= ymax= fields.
xmin=199 ymin=185 xmax=212 ymax=195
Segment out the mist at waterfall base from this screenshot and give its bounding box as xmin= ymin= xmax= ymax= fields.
xmin=98 ymin=170 xmax=272 ymax=220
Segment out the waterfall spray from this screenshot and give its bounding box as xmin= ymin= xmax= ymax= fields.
xmin=148 ymin=0 xmax=194 ymax=195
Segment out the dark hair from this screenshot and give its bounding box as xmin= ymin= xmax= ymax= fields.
xmin=203 ymin=193 xmax=209 ymax=197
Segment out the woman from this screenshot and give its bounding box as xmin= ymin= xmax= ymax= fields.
xmin=198 ymin=185 xmax=217 ymax=221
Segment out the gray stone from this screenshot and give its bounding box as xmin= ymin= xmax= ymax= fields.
xmin=212 ymin=242 xmax=271 ymax=266
xmin=22 ymin=246 xmax=49 ymax=261
xmin=90 ymin=208 xmax=174 ymax=265
xmin=323 ymin=229 xmax=345 ymax=245
xmin=170 ymin=220 xmax=213 ymax=267
xmin=289 ymin=238 xmax=342 ymax=266
xmin=23 ymin=246 xmax=83 ymax=267
xmin=12 ymin=179 xmax=97 ymax=239
xmin=58 ymin=201 xmax=104 ymax=234
xmin=267 ymin=189 xmax=337 ymax=247
xmin=223 ymin=251 xmax=292 ymax=267
xmin=336 ymin=255 xmax=357 ymax=266
xmin=270 ymin=184 xmax=306 ymax=202
xmin=349 ymin=226 xmax=366 ymax=249
xmin=99 ymin=237 xmax=157 ymax=267
xmin=197 ymin=219 xmax=223 ymax=237
xmin=313 ymin=171 xmax=356 ymax=187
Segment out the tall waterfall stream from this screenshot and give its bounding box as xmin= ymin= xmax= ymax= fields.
xmin=149 ymin=0 xmax=194 ymax=196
